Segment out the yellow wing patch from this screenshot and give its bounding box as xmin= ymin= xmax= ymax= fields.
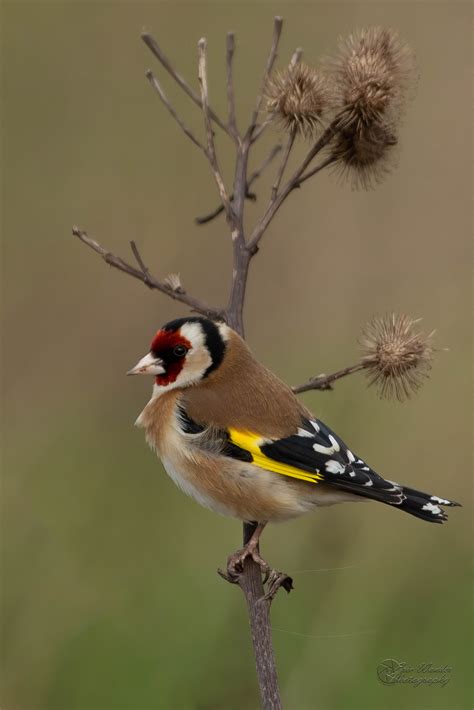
xmin=228 ymin=429 xmax=323 ymax=484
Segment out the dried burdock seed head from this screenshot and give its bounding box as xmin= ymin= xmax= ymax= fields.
xmin=331 ymin=122 xmax=399 ymax=189
xmin=330 ymin=26 xmax=416 ymax=128
xmin=360 ymin=313 xmax=434 ymax=401
xmin=266 ymin=62 xmax=332 ymax=138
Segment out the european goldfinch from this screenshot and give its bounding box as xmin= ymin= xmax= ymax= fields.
xmin=128 ymin=316 xmax=459 ymax=570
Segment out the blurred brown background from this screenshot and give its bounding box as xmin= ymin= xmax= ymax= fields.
xmin=2 ymin=2 xmax=472 ymax=709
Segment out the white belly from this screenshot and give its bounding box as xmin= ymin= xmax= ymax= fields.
xmin=160 ymin=455 xmax=240 ymax=518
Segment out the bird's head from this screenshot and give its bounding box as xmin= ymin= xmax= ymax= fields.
xmin=127 ymin=316 xmax=229 ymax=392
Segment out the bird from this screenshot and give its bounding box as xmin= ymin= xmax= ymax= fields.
xmin=128 ymin=315 xmax=460 ymax=577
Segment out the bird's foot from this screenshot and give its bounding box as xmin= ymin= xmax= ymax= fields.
xmin=262 ymin=568 xmax=294 ymax=602
xmin=218 ymin=540 xmax=271 ymax=583
xmin=218 ymin=544 xmax=294 ymax=601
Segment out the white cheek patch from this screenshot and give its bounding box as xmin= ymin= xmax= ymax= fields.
xmin=182 ymin=348 xmax=213 ymax=384
xmin=179 ymin=322 xmax=206 ymax=348
xmin=179 ymin=321 xmax=213 ymax=381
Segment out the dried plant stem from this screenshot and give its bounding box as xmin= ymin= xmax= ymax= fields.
xmin=297 ymin=154 xmax=337 ymax=186
xmin=289 ymin=46 xmax=303 ymax=67
xmin=293 ymin=362 xmax=366 ymax=394
xmin=272 ymin=128 xmax=296 ymax=197
xmin=247 ymin=16 xmax=283 ymax=140
xmin=250 ymin=45 xmax=303 ymax=146
xmin=248 ymin=117 xmax=341 ymax=251
xmin=195 ymin=143 xmax=282 ymax=225
xmin=226 ymin=32 xmax=239 ymax=140
xmin=198 ymin=38 xmax=234 ymax=226
xmin=72 ymin=227 xmax=223 ymax=319
xmin=251 ymin=117 xmax=274 ymax=144
xmin=145 ymin=70 xmax=205 ymax=151
xmin=142 ymin=32 xmax=230 ymax=136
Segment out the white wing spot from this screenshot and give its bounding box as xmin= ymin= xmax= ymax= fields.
xmin=431 ymin=496 xmax=451 ymax=505
xmin=297 ymin=427 xmax=314 ymax=438
xmin=310 ymin=420 xmax=320 ymax=433
xmin=325 ymin=460 xmax=345 ymax=474
xmin=346 ymin=449 xmax=355 ymax=463
xmin=364 ymin=479 xmax=373 ymax=487
xmin=313 ymin=442 xmax=338 ymax=455
xmin=422 ymin=502 xmax=442 ymax=515
xmin=361 ymin=466 xmax=370 ymax=471
xmin=328 ymin=435 xmax=340 ymax=452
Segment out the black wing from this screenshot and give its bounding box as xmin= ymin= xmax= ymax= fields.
xmin=234 ymin=417 xmax=460 ymax=523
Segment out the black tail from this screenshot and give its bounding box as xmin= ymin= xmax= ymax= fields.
xmin=397 ymin=485 xmax=461 ymax=523
xmin=329 ymin=472 xmax=461 ymax=523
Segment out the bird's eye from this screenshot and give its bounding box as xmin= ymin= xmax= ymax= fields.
xmin=173 ymin=344 xmax=187 ymax=358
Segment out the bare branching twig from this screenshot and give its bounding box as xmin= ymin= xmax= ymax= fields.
xmin=247 ymin=16 xmax=283 ymax=141
xmin=272 ymin=128 xmax=296 ymax=197
xmin=145 ymin=70 xmax=205 ymax=151
xmin=198 ymin=38 xmax=234 ymax=226
xmin=226 ymin=32 xmax=239 ymax=140
xmin=195 ymin=143 xmax=282 ymax=225
xmin=248 ymin=116 xmax=341 ymax=252
xmin=142 ymin=32 xmax=229 ymax=136
xmin=72 ymin=227 xmax=223 ymax=319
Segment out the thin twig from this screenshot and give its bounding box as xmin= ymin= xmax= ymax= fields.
xmin=142 ymin=32 xmax=229 ymax=135
xmin=195 ymin=143 xmax=282 ymax=225
xmin=250 ymin=42 xmax=299 ymax=146
xmin=195 ymin=191 xmax=256 ymax=226
xmin=130 ymin=240 xmax=153 ymax=279
xmin=249 ymin=144 xmax=283 ymax=186
xmin=248 ymin=116 xmax=341 ymax=251
xmin=72 ymin=227 xmax=223 ymax=319
xmin=246 ymin=16 xmax=283 ymax=141
xmin=145 ymin=70 xmax=205 ymax=151
xmin=226 ymin=32 xmax=239 ymax=140
xmin=271 ymin=129 xmax=296 ymax=197
xmin=250 ymin=117 xmax=274 ymax=144
xmin=296 ymin=154 xmax=336 ymax=186
xmin=292 ymin=362 xmax=366 ymax=394
xmin=198 ymin=38 xmax=234 ymax=224
xmin=289 ymin=47 xmax=303 ymax=67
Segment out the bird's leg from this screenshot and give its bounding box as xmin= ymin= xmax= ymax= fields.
xmin=218 ymin=523 xmax=294 ymax=600
xmin=222 ymin=522 xmax=270 ymax=581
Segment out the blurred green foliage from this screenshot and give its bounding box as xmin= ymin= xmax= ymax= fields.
xmin=1 ymin=2 xmax=472 ymax=709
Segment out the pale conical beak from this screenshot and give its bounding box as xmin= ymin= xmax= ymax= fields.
xmin=126 ymin=352 xmax=165 ymax=376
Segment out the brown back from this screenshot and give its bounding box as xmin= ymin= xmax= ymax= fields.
xmin=181 ymin=331 xmax=311 ymax=439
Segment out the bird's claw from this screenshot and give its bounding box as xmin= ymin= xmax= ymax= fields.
xmin=224 ymin=544 xmax=271 ymax=582
xmin=261 ymin=569 xmax=294 ymax=602
xmin=218 ymin=546 xmax=293 ymax=602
